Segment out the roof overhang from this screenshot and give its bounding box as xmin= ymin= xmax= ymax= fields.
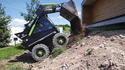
xmin=85 ymin=15 xmax=125 ymax=28
xmin=82 ymin=0 xmax=97 ymax=6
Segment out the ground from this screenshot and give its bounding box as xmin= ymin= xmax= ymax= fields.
xmin=0 ymin=30 xmax=125 ymax=70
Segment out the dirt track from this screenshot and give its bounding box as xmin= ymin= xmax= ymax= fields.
xmin=0 ymin=30 xmax=125 ymax=70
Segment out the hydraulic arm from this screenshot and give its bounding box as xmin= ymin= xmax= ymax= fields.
xmin=36 ymin=0 xmax=78 ymax=21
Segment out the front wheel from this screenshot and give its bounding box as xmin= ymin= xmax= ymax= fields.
xmin=53 ymin=33 xmax=69 ymax=48
xmin=32 ymin=44 xmax=50 ymax=61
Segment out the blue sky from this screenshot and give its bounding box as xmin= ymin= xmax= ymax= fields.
xmin=0 ymin=0 xmax=83 ymax=27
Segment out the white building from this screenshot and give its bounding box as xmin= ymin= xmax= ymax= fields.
xmin=9 ymin=27 xmax=24 ymax=45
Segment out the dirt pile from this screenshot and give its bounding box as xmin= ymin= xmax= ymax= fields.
xmin=31 ymin=30 xmax=125 ymax=70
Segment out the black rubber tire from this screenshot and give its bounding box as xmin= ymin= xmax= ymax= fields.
xmin=32 ymin=44 xmax=50 ymax=61
xmin=53 ymin=33 xmax=69 ymax=48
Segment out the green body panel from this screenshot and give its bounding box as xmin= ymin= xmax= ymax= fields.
xmin=28 ymin=20 xmax=33 ymax=26
xmin=42 ymin=4 xmax=55 ymax=6
xmin=44 ymin=9 xmax=53 ymax=11
xmin=29 ymin=24 xmax=36 ymax=36
xmin=28 ymin=14 xmax=37 ymax=26
xmin=42 ymin=4 xmax=55 ymax=11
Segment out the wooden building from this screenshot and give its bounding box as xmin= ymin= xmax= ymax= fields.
xmin=82 ymin=0 xmax=125 ymax=28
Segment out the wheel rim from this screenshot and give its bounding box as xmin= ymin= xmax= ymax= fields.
xmin=57 ymin=36 xmax=66 ymax=45
xmin=38 ymin=51 xmax=43 ymax=55
xmin=36 ymin=48 xmax=45 ymax=57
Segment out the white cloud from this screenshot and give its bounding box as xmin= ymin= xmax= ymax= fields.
xmin=78 ymin=11 xmax=81 ymax=16
xmin=11 ymin=27 xmax=24 ymax=34
xmin=10 ymin=18 xmax=27 ymax=27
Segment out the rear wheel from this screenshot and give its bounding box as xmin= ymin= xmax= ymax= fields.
xmin=32 ymin=44 xmax=50 ymax=61
xmin=53 ymin=33 xmax=69 ymax=48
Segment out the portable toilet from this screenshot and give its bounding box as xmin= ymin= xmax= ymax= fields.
xmin=58 ymin=27 xmax=63 ymax=33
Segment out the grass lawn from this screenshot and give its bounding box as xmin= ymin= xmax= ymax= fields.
xmin=64 ymin=27 xmax=70 ymax=33
xmin=1 ymin=62 xmax=28 ymax=70
xmin=0 ymin=62 xmax=28 ymax=70
xmin=0 ymin=44 xmax=25 ymax=61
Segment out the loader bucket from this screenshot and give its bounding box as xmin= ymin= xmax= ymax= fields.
xmin=60 ymin=0 xmax=84 ymax=35
xmin=60 ymin=0 xmax=78 ymax=21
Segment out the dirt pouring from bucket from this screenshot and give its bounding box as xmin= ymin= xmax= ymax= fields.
xmin=68 ymin=16 xmax=85 ymax=47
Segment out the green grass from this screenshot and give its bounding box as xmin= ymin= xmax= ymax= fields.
xmin=4 ymin=63 xmax=16 ymax=67
xmin=0 ymin=62 xmax=28 ymax=70
xmin=51 ymin=47 xmax=66 ymax=58
xmin=73 ymin=37 xmax=82 ymax=45
xmin=63 ymin=27 xmax=70 ymax=33
xmin=55 ymin=25 xmax=70 ymax=33
xmin=9 ymin=66 xmax=28 ymax=70
xmin=0 ymin=44 xmax=25 ymax=61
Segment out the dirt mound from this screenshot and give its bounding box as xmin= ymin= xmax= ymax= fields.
xmin=31 ymin=30 xmax=125 ymax=70
xmin=76 ymin=47 xmax=125 ymax=70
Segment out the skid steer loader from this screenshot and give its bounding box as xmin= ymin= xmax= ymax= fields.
xmin=15 ymin=0 xmax=80 ymax=61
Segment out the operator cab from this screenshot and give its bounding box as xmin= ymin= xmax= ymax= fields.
xmin=33 ymin=16 xmax=54 ymax=34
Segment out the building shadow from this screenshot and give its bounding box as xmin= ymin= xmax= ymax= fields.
xmin=85 ymin=23 xmax=125 ymax=38
xmin=87 ymin=29 xmax=125 ymax=38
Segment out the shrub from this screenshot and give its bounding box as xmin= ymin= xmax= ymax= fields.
xmin=51 ymin=48 xmax=66 ymax=58
xmin=73 ymin=37 xmax=82 ymax=45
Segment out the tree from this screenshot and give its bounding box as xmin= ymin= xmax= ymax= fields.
xmin=21 ymin=0 xmax=40 ymax=21
xmin=0 ymin=3 xmax=11 ymax=47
